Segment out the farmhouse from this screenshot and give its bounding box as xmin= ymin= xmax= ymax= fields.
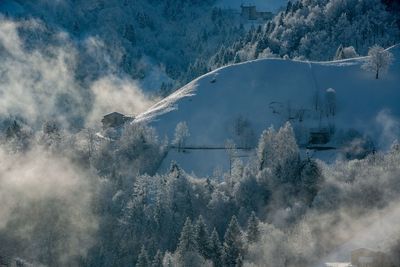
xmin=240 ymin=4 xmax=273 ymax=21
xmin=309 ymin=128 xmax=331 ymax=145
xmin=101 ymin=112 xmax=133 ymax=129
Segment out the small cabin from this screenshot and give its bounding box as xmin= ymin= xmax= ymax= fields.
xmin=351 ymin=248 xmax=392 ymax=267
xmin=309 ymin=129 xmax=330 ymax=145
xmin=101 ymin=112 xmax=133 ymax=129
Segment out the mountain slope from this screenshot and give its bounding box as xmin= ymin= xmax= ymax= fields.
xmin=1 ymin=0 xmax=244 ymax=92
xmin=135 ymin=45 xmax=400 ymax=175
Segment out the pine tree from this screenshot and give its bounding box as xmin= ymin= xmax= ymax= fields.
xmin=236 ymin=253 xmax=244 ymax=267
xmin=285 ymin=1 xmax=293 ymax=14
xmin=176 ymin=218 xmax=197 ymax=257
xmin=152 ymin=250 xmax=163 ymax=267
xmin=209 ymin=228 xmax=223 ymax=267
xmin=257 ymin=127 xmax=276 ymax=170
xmin=222 ymin=216 xmax=243 ymax=267
xmin=246 ymin=211 xmax=260 ymax=243
xmin=163 ymin=252 xmax=174 ymax=267
xmin=176 ymin=218 xmax=208 ymax=267
xmin=299 ymin=158 xmax=322 ymax=204
xmin=136 ymin=246 xmax=150 ymax=267
xmin=194 ymin=215 xmax=211 ymax=259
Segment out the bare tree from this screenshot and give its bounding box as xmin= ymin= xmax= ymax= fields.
xmin=225 ymin=139 xmax=237 ymax=178
xmin=173 ymin=121 xmax=190 ymax=152
xmin=362 ymin=45 xmax=394 ymax=79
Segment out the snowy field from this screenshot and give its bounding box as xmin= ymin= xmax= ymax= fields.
xmin=135 ymin=45 xmax=400 ymax=175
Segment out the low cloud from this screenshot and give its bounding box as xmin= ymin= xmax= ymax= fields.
xmin=0 ymin=16 xmax=155 ymax=129
xmin=0 ymin=18 xmax=84 ymax=127
xmin=86 ymin=75 xmax=155 ymax=127
xmin=0 ymin=146 xmax=98 ymax=266
xmin=375 ymin=109 xmax=400 ymax=149
xmin=0 ymin=16 xmax=156 ymax=265
xmin=245 ymin=149 xmax=400 ymax=267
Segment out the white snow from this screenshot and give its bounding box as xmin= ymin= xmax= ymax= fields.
xmin=135 ymin=45 xmax=400 ymax=175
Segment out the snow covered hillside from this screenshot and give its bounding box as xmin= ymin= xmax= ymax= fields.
xmin=135 ymin=45 xmax=400 ymax=176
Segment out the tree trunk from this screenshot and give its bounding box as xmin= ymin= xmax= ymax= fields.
xmin=376 ymin=68 xmax=379 ymax=79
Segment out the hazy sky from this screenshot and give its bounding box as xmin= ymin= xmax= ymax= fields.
xmin=217 ymin=0 xmax=287 ymax=12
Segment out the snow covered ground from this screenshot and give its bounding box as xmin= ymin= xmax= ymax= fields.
xmin=135 ymin=45 xmax=400 ymax=176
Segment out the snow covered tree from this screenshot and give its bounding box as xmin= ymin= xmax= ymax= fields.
xmin=163 ymin=252 xmax=175 ymax=267
xmin=175 ymin=217 xmax=207 ymax=266
xmin=234 ymin=170 xmax=267 ymax=213
xmin=246 ymin=211 xmax=260 ymax=243
xmin=333 ymin=14 xmax=352 ymax=46
xmin=362 ymin=45 xmax=394 ymax=79
xmin=136 ymin=246 xmax=150 ymax=267
xmin=274 ymin=122 xmax=300 ymax=167
xmin=257 ymin=126 xmax=276 ymax=170
xmin=176 ymin=218 xmax=198 ymax=259
xmin=173 ymin=121 xmax=190 ymax=152
xmin=236 ymin=253 xmax=244 ymax=267
xmin=257 ymin=122 xmax=299 ymax=172
xmin=209 ymin=228 xmax=223 ymax=267
xmin=222 ymin=216 xmax=243 ymax=267
xmin=299 ymin=159 xmax=322 ymax=205
xmin=194 ymin=215 xmax=211 ymax=259
xmin=40 ymin=120 xmax=62 ymax=149
xmin=152 ymin=250 xmax=164 ymax=267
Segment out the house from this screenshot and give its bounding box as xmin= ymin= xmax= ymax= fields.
xmin=101 ymin=112 xmax=133 ymax=129
xmin=309 ymin=128 xmax=331 ymax=145
xmin=351 ymin=248 xmax=392 ymax=267
xmin=240 ymin=4 xmax=273 ymax=21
